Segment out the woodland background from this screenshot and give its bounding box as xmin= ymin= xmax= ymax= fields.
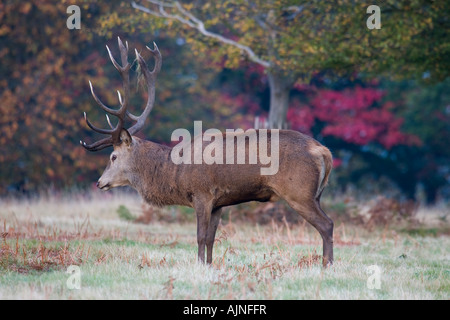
xmin=1 ymin=0 xmax=449 ymax=204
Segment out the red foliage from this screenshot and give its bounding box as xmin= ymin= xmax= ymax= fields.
xmin=286 ymin=100 xmax=315 ymax=135
xmin=287 ymin=86 xmax=421 ymax=150
xmin=332 ymin=158 xmax=343 ymax=168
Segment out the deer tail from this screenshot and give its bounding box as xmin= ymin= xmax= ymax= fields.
xmin=316 ymin=147 xmax=333 ymax=199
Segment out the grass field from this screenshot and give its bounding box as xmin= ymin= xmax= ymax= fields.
xmin=0 ymin=191 xmax=449 ymax=300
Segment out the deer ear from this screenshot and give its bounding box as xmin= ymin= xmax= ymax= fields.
xmin=119 ymin=129 xmax=133 ymax=146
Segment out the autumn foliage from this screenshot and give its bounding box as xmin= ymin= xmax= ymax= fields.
xmin=287 ymin=86 xmax=421 ymax=150
xmin=0 ymin=1 xmax=448 ymax=203
xmin=0 ymin=1 xmax=114 ymax=192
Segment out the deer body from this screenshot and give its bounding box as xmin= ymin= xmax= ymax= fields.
xmin=97 ymin=129 xmax=334 ymax=266
xmin=82 ymin=39 xmax=334 ymax=267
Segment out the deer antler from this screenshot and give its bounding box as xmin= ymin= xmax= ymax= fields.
xmin=127 ymin=42 xmax=162 ymax=135
xmin=80 ymin=37 xmax=162 ymax=151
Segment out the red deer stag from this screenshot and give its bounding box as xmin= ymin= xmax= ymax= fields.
xmin=81 ymin=38 xmax=334 ymax=267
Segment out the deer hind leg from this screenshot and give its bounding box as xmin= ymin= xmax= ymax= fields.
xmin=206 ymin=208 xmax=223 ymax=264
xmin=285 ymin=194 xmax=334 ymax=267
xmin=194 ymin=200 xmax=213 ymax=264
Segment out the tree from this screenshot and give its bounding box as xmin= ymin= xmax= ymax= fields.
xmin=287 ymin=77 xmax=450 ymax=203
xmin=382 ymin=78 xmax=450 ymax=203
xmin=0 ymin=0 xmax=266 ymax=193
xmin=129 ymin=0 xmax=450 ymax=128
xmin=0 ymin=1 xmax=127 ymax=192
xmin=287 ymin=83 xmax=421 ymax=198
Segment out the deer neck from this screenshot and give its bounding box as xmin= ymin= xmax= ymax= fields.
xmin=128 ymin=139 xmax=192 ymax=207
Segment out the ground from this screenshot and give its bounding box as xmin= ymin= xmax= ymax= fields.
xmin=0 ymin=191 xmax=448 ymax=299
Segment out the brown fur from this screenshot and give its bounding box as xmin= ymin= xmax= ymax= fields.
xmin=97 ymin=129 xmax=334 ymax=266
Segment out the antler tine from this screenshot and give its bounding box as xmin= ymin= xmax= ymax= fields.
xmin=80 ymin=136 xmax=113 ymax=151
xmin=81 ymin=112 xmax=114 ymax=150
xmin=117 ymin=37 xmax=129 ymax=67
xmin=146 ymin=42 xmax=162 ymax=74
xmin=106 ymin=45 xmax=123 ymax=73
xmin=127 ymin=43 xmax=162 ymax=135
xmin=83 ymin=112 xmax=115 ymax=135
xmin=106 ymin=114 xmax=114 ymax=129
xmin=89 ymin=81 xmax=121 ymax=116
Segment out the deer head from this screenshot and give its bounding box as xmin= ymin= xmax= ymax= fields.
xmin=80 ymin=37 xmax=162 ymax=190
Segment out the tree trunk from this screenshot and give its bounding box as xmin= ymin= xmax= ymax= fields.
xmin=267 ymin=72 xmax=292 ymax=129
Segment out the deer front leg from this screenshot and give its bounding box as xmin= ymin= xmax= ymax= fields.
xmin=194 ymin=200 xmax=212 ymax=264
xmin=206 ymin=208 xmax=223 ymax=264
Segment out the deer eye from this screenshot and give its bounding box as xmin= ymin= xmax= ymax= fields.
xmin=111 ymin=155 xmax=117 ymax=162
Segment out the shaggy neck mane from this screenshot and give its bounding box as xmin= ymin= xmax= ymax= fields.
xmin=129 ymin=140 xmax=190 ymax=207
